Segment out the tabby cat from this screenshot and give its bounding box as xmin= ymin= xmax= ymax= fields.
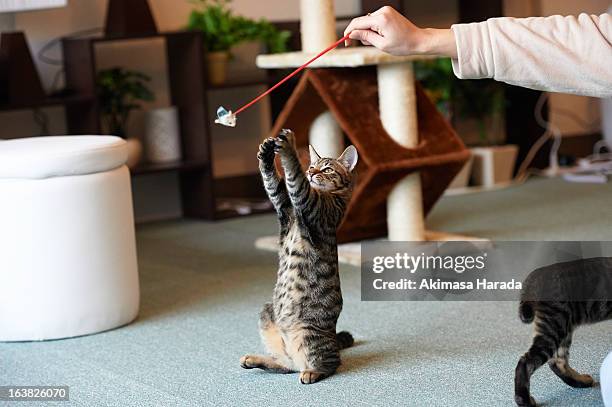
xmin=240 ymin=129 xmax=358 ymax=384
xmin=515 ymin=257 xmax=612 ymax=406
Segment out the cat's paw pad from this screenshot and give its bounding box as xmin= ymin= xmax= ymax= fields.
xmin=240 ymin=355 xmax=256 ymax=369
xmin=299 ymin=370 xmax=323 ymax=384
xmin=257 ymin=137 xmax=276 ymax=161
xmin=274 ymin=129 xmax=296 ymax=153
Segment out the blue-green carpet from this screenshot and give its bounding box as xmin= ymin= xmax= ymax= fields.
xmin=2 ymin=178 xmax=611 ymax=406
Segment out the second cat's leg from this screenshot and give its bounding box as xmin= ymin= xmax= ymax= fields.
xmin=549 ymin=334 xmax=595 ymax=388
xmin=515 ymin=321 xmax=565 ymax=407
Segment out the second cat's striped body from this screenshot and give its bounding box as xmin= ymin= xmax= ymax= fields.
xmin=515 ymin=257 xmax=612 ymax=406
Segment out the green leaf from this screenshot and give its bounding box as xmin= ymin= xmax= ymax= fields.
xmin=96 ymin=67 xmax=156 ymax=136
xmin=185 ymin=0 xmax=288 ymax=53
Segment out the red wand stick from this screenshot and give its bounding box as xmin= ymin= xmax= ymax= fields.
xmin=215 ymin=33 xmax=351 ymax=127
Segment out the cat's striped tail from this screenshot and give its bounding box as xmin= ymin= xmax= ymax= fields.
xmin=519 ymin=301 xmax=535 ymax=323
xmin=337 ymin=331 xmax=354 ymax=349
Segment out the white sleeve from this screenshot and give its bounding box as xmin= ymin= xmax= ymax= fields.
xmin=450 ymin=13 xmax=612 ymax=98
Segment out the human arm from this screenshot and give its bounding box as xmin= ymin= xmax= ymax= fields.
xmin=345 ymin=7 xmax=612 ymax=98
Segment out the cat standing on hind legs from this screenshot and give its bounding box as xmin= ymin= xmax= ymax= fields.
xmin=240 ymin=129 xmax=358 ymax=384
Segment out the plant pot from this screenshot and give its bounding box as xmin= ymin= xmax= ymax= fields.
xmin=448 ymin=154 xmax=474 ymax=190
xmin=205 ymin=51 xmax=230 ymax=86
xmin=125 ymin=138 xmax=143 ymax=169
xmin=470 ymin=145 xmax=519 ymax=188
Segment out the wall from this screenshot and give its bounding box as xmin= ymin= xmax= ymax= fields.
xmin=539 ymin=0 xmax=609 ymax=137
xmin=2 ymin=0 xmax=606 ymax=220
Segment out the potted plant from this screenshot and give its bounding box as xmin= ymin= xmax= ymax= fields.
xmin=414 ymin=58 xmax=454 ymax=120
xmin=454 ymin=79 xmax=517 ymax=188
xmin=415 ymin=60 xmax=518 ymax=189
xmin=415 ymin=59 xmax=473 ymax=190
xmin=186 ymin=0 xmax=290 ymax=85
xmin=97 ymin=67 xmax=155 ymax=168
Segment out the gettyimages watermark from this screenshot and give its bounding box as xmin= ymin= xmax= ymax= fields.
xmin=361 ymin=241 xmax=612 ymax=301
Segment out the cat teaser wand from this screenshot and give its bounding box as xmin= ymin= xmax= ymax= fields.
xmin=215 ymin=33 xmax=351 ymax=127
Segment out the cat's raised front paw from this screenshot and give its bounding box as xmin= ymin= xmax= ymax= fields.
xmin=257 ymin=137 xmax=276 ymax=163
xmin=274 ymin=129 xmax=296 ymax=155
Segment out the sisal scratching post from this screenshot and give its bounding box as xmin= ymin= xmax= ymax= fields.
xmin=309 ymin=111 xmax=344 ymax=158
xmin=300 ymin=0 xmax=343 ymax=158
xmin=378 ymin=62 xmax=426 ymax=241
xmin=300 ymin=0 xmax=336 ymax=52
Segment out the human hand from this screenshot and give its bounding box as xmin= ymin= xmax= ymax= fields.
xmin=344 ymin=6 xmax=457 ymax=58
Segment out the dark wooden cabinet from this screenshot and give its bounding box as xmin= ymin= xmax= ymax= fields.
xmin=62 ymin=31 xmax=274 ymax=220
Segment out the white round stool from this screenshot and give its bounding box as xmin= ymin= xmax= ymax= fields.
xmin=0 ymin=136 xmax=140 ymax=341
xmin=603 ymin=351 xmax=612 ymax=407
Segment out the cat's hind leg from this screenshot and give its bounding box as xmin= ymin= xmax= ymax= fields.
xmin=549 ymin=334 xmax=595 ymax=388
xmin=239 ymin=303 xmax=294 ymax=374
xmin=239 ymin=355 xmax=292 ymax=373
xmin=285 ymin=328 xmax=341 ymax=384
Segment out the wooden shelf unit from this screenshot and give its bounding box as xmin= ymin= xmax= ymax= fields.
xmin=62 ymin=30 xmax=270 ymax=220
xmin=0 ymin=94 xmax=95 ymax=113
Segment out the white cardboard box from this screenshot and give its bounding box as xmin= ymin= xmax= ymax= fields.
xmin=471 ymin=145 xmax=519 ymax=188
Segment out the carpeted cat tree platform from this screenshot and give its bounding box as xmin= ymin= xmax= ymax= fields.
xmin=255 ymin=0 xmax=471 ymax=246
xmin=264 ymin=67 xmax=470 ymax=243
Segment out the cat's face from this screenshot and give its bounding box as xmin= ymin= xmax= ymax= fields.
xmin=306 ymin=145 xmax=358 ymax=192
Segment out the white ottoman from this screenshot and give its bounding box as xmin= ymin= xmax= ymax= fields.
xmin=0 ymin=136 xmax=140 ymax=341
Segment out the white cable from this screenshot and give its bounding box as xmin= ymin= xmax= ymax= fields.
xmin=37 ymin=27 xmax=103 ymax=66
xmin=593 ymin=139 xmax=610 ymax=157
xmin=514 ymin=91 xmax=605 ymax=181
xmin=515 ymin=92 xmax=555 ymax=180
xmin=37 ymin=27 xmax=103 ymax=94
xmin=534 ymin=92 xmax=563 ymax=176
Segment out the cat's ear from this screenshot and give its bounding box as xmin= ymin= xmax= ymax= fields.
xmin=309 ymin=145 xmax=321 ymax=164
xmin=338 ymin=145 xmax=358 ymax=172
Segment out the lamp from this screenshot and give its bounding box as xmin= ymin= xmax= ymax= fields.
xmin=0 ymin=0 xmax=67 ymax=105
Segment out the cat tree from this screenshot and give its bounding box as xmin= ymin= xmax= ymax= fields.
xmin=257 ymin=0 xmax=472 ymax=243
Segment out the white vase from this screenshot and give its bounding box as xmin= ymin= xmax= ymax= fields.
xmin=144 ymin=107 xmax=182 ymax=164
